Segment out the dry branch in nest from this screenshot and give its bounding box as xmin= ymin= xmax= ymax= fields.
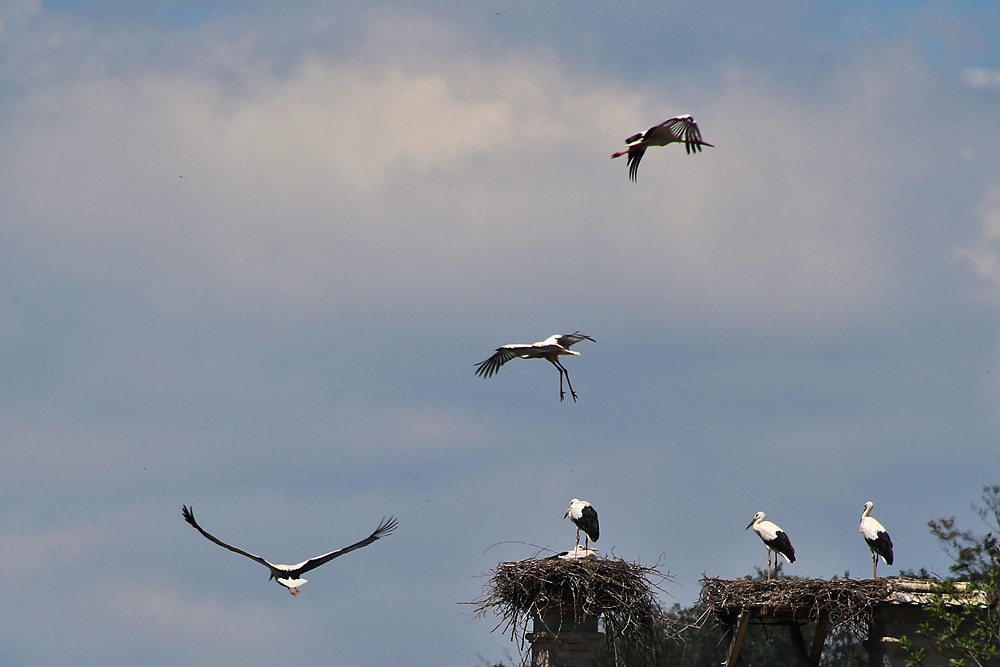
xmin=699 ymin=576 xmax=893 ymax=639
xmin=472 ymin=556 xmax=683 ymax=661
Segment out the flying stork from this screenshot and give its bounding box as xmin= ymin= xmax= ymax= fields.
xmin=746 ymin=511 xmax=795 ymax=580
xmin=181 ymin=505 xmax=397 ymax=595
xmin=565 ymin=498 xmax=600 ymax=550
xmin=860 ymin=501 xmax=894 ymax=578
xmin=475 ymin=332 xmax=595 ymax=402
xmin=611 ymin=115 xmax=713 ymax=181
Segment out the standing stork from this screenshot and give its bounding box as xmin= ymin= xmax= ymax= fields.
xmin=565 ymin=498 xmax=600 ymax=550
xmin=860 ymin=501 xmax=894 ymax=578
xmin=475 ymin=332 xmax=595 ymax=402
xmin=746 ymin=511 xmax=795 ymax=580
xmin=181 ymin=506 xmax=397 ymax=595
xmin=611 ymin=115 xmax=713 ymax=181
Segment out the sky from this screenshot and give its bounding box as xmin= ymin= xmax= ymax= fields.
xmin=2 ymin=0 xmax=1000 ymax=665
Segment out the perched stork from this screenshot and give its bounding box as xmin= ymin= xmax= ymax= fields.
xmin=860 ymin=501 xmax=894 ymax=578
xmin=565 ymin=498 xmax=600 ymax=550
xmin=746 ymin=511 xmax=795 ymax=579
xmin=475 ymin=332 xmax=595 ymax=402
xmin=611 ymin=115 xmax=713 ymax=181
xmin=181 ymin=506 xmax=397 ymax=596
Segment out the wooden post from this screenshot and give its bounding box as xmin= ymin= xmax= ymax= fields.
xmin=526 ymin=607 xmax=604 ymax=667
xmin=724 ymin=610 xmax=750 ymax=666
xmin=810 ymin=610 xmax=830 ymax=666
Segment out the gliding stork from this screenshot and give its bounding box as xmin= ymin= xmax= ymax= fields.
xmin=746 ymin=511 xmax=795 ymax=579
xmin=860 ymin=501 xmax=894 ymax=578
xmin=611 ymin=115 xmax=713 ymax=181
xmin=565 ymin=498 xmax=600 ymax=550
xmin=181 ymin=506 xmax=397 ymax=595
xmin=475 ymin=332 xmax=595 ymax=402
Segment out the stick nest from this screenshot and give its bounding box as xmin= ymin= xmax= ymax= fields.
xmin=699 ymin=576 xmax=893 ymax=638
xmin=473 ymin=556 xmax=682 ymax=652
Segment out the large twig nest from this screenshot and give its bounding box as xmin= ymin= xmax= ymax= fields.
xmin=699 ymin=576 xmax=893 ymax=638
xmin=473 ymin=556 xmax=680 ymax=648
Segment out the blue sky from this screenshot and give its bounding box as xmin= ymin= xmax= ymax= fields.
xmin=2 ymin=1 xmax=1000 ymax=665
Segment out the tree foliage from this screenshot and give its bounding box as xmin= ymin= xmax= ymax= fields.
xmin=901 ymin=485 xmax=1000 ymax=667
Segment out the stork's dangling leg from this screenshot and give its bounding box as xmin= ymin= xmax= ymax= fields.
xmin=548 ymin=359 xmax=568 ymax=402
xmin=553 ymin=359 xmax=578 ymax=402
xmin=562 ymin=366 xmax=578 ymax=402
xmin=872 ymin=552 xmax=878 ymax=579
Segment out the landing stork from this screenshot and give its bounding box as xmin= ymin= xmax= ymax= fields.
xmin=181 ymin=506 xmax=397 ymax=595
xmin=860 ymin=501 xmax=894 ymax=578
xmin=746 ymin=511 xmax=795 ymax=579
xmin=611 ymin=115 xmax=713 ymax=181
xmin=475 ymin=332 xmax=595 ymax=402
xmin=565 ymin=498 xmax=599 ymax=550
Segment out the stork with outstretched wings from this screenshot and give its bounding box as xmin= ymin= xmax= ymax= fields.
xmin=181 ymin=505 xmax=397 ymax=595
xmin=611 ymin=115 xmax=713 ymax=181
xmin=475 ymin=332 xmax=595 ymax=402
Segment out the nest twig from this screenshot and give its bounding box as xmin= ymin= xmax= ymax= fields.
xmin=699 ymin=576 xmax=892 ymax=639
xmin=472 ymin=555 xmax=683 ymax=663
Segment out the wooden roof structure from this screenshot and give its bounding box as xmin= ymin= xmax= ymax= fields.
xmin=700 ymin=576 xmax=992 ymax=667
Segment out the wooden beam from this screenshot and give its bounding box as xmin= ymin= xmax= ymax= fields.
xmin=810 ymin=610 xmax=830 ymax=666
xmin=725 ymin=610 xmax=750 ymax=666
xmin=788 ymin=623 xmax=810 ymax=666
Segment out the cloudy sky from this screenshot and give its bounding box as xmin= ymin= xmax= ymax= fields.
xmin=2 ymin=0 xmax=1000 ymax=664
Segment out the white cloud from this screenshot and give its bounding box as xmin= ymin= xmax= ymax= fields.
xmin=0 ymin=13 xmax=910 ymax=337
xmin=956 ymin=183 xmax=1000 ymax=296
xmin=0 ymin=0 xmax=40 ymax=43
xmin=961 ymin=67 xmax=1000 ymax=90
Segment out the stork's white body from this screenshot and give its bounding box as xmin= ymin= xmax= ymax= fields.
xmin=547 ymin=545 xmax=599 ymax=560
xmin=860 ymin=501 xmax=894 ymax=578
xmin=475 ymin=332 xmax=595 ymax=402
xmin=746 ymin=511 xmax=795 ymax=579
xmin=564 ymin=498 xmax=600 ymax=550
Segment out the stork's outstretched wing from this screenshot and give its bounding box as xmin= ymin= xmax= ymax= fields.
xmin=182 ymin=505 xmax=272 ymax=569
xmin=650 ymin=115 xmax=707 ymax=154
xmin=290 ymin=516 xmax=398 ymax=576
xmin=554 ymin=332 xmax=595 ymax=349
xmin=474 ymin=344 xmax=533 ymax=377
xmin=626 ymin=146 xmax=646 ymax=181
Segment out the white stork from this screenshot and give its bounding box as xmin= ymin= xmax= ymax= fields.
xmin=475 ymin=332 xmax=595 ymax=402
xmin=565 ymin=498 xmax=600 ymax=550
xmin=860 ymin=501 xmax=894 ymax=578
xmin=611 ymin=115 xmax=713 ymax=181
xmin=181 ymin=506 xmax=397 ymax=595
xmin=746 ymin=511 xmax=795 ymax=580
xmin=546 ymin=545 xmax=599 ymax=560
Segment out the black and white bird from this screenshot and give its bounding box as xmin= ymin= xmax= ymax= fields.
xmin=475 ymin=332 xmax=595 ymax=402
xmin=181 ymin=506 xmax=397 ymax=596
xmin=860 ymin=501 xmax=894 ymax=579
xmin=565 ymin=498 xmax=600 ymax=550
xmin=746 ymin=511 xmax=795 ymax=580
xmin=611 ymin=115 xmax=713 ymax=181
xmin=545 ymin=545 xmax=598 ymax=561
